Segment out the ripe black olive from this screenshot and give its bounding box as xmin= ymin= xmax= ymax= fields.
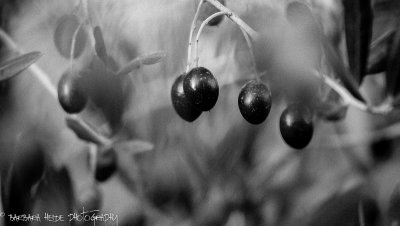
xmin=183 ymin=67 xmax=219 ymax=111
xmin=95 ymin=148 xmax=117 ymax=182
xmin=58 ymin=69 xmax=88 ymax=114
xmin=238 ymin=80 xmax=272 ymax=124
xmin=279 ymin=104 xmax=313 ymax=149
xmin=171 ymin=74 xmax=202 ymax=122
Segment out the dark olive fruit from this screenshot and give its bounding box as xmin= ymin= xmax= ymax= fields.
xmin=238 ymin=80 xmax=272 ymax=124
xmin=95 ymin=148 xmax=117 ymax=182
xmin=58 ymin=69 xmax=88 ymax=114
xmin=183 ymin=67 xmax=219 ymax=111
xmin=196 ymin=0 xmax=225 ymax=26
xmin=370 ymin=137 xmax=393 ymax=163
xmin=54 ymin=14 xmax=87 ymax=58
xmin=171 ymin=74 xmax=202 ymax=122
xmin=279 ymin=104 xmax=313 ymax=149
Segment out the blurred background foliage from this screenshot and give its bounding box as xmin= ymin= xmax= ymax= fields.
xmin=1 ymin=0 xmax=400 ymax=225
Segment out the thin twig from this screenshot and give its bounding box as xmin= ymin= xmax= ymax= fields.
xmin=313 ymin=70 xmax=393 ymax=115
xmin=238 ymin=26 xmax=258 ymax=79
xmin=195 ymin=11 xmax=228 ymax=67
xmin=205 ymin=0 xmax=260 ymax=40
xmin=186 ymin=0 xmax=205 ymax=73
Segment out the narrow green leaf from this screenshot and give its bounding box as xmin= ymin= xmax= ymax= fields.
xmin=113 ymin=140 xmax=154 ymax=155
xmin=342 ymin=0 xmax=373 ymax=83
xmin=140 ymin=51 xmax=166 ymax=65
xmin=386 ymin=24 xmax=400 ymax=97
xmin=322 ymin=38 xmax=366 ymax=102
xmin=65 ymin=116 xmax=105 ymax=145
xmin=93 ymin=26 xmax=108 ymax=64
xmin=0 ymin=52 xmax=42 ymax=81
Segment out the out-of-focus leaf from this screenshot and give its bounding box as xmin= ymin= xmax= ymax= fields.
xmin=367 ymin=29 xmax=394 ymax=74
xmin=342 ymin=0 xmax=373 ymax=83
xmin=386 ymin=24 xmax=400 ymax=97
xmin=53 ymin=14 xmax=87 ymax=59
xmin=286 ymin=1 xmax=321 ymax=38
xmin=0 ymin=52 xmax=42 ymax=81
xmin=113 ymin=140 xmax=154 ymax=155
xmin=322 ymin=38 xmax=366 ymax=102
xmin=93 ymin=26 xmax=108 ymax=64
xmin=140 ymin=51 xmax=166 ymax=65
xmin=65 ymin=115 xmax=106 ymax=145
xmin=307 ymin=186 xmax=381 ymax=226
xmin=116 ymin=51 xmax=166 ymax=76
xmin=116 ymin=58 xmax=141 ymax=76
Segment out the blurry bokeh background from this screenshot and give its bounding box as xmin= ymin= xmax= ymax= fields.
xmin=0 ymin=0 xmax=400 ymax=225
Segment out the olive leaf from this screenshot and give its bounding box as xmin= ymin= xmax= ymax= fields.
xmin=140 ymin=51 xmax=166 ymax=65
xmin=116 ymin=51 xmax=166 ymax=76
xmin=116 ymin=58 xmax=141 ymax=76
xmin=0 ymin=51 xmax=42 ymax=82
xmin=65 ymin=116 xmax=107 ymax=145
xmin=322 ymin=38 xmax=366 ymax=102
xmin=113 ymin=140 xmax=154 ymax=155
xmin=367 ymin=29 xmax=395 ymax=74
xmin=93 ymin=26 xmax=108 ymax=64
xmin=286 ymin=1 xmax=320 ymax=34
xmin=342 ymin=0 xmax=373 ymax=83
xmin=385 ymin=24 xmax=400 ymax=97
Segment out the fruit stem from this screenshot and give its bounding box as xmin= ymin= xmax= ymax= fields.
xmin=205 ymin=0 xmax=260 ymax=40
xmin=194 ymin=11 xmax=228 ymax=67
xmin=70 ymin=23 xmax=84 ymax=67
xmin=88 ymin=143 xmax=97 ymax=173
xmin=0 ymin=28 xmax=58 ymax=98
xmin=186 ymin=0 xmax=205 ymax=73
xmin=238 ymin=26 xmax=258 ymax=80
xmin=313 ymin=70 xmax=393 ymax=115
